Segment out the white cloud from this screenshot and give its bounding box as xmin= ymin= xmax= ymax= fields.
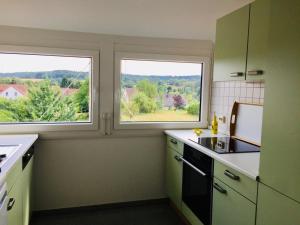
xmin=121 ymin=60 xmax=202 ymax=76
xmin=0 ymin=53 xmax=91 ymax=73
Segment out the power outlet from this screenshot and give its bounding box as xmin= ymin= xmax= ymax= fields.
xmin=218 ymin=116 xmax=226 ymax=123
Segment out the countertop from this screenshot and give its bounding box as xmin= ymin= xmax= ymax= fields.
xmin=0 ymin=134 xmax=38 ymax=176
xmin=164 ymin=130 xmax=260 ymax=180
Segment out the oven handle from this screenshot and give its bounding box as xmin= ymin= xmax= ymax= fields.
xmin=180 ymin=157 xmax=207 ymax=176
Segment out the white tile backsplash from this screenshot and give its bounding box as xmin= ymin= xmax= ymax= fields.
xmin=210 ymin=81 xmax=265 ymax=134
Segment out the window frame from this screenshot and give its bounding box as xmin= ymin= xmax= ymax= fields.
xmin=0 ymin=45 xmax=99 ymax=132
xmin=114 ymin=52 xmax=211 ymax=129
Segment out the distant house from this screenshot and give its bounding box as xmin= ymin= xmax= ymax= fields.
xmin=0 ymin=84 xmax=27 ymax=100
xmin=122 ymin=87 xmax=137 ymax=102
xmin=163 ymin=94 xmax=174 ymax=108
xmin=61 ymin=88 xmax=78 ymax=96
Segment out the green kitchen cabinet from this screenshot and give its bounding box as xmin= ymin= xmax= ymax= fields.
xmin=212 ymin=178 xmax=256 ymax=225
xmin=22 ymin=156 xmax=34 ymax=225
xmin=213 ymin=5 xmax=250 ymax=81
xmin=165 ymin=147 xmax=183 ymax=210
xmin=259 ymin=0 xmax=300 ymax=202
xmin=246 ymin=0 xmax=271 ymax=81
xmin=256 ymin=183 xmax=300 ymax=225
xmin=7 ymin=177 xmax=23 ymax=225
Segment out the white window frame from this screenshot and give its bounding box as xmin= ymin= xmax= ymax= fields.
xmin=0 ymin=45 xmax=99 ymax=133
xmin=114 ymin=52 xmax=211 ymax=129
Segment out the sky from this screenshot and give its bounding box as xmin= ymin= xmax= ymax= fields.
xmin=121 ymin=60 xmax=202 ymax=76
xmin=0 ymin=53 xmax=91 ymax=73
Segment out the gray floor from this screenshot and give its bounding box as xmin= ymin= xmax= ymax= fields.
xmin=30 ymin=202 xmax=185 ymax=225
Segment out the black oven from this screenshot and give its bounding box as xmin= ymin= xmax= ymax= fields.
xmin=182 ymin=144 xmax=213 ymax=225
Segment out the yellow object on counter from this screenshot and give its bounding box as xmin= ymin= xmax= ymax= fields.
xmin=211 ymin=112 xmax=218 ymax=134
xmin=193 ymin=128 xmax=203 ymax=137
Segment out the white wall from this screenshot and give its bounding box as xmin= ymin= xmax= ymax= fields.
xmin=34 ymin=136 xmax=166 ymax=210
xmin=0 ymin=25 xmax=213 ymax=210
xmin=0 ymin=0 xmax=252 ymax=40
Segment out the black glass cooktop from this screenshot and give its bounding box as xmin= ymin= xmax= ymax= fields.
xmin=189 ymin=137 xmax=260 ymax=154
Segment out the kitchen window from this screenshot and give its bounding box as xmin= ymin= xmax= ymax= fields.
xmin=0 ymin=45 xmax=99 ymax=132
xmin=114 ymin=52 xmax=210 ymax=129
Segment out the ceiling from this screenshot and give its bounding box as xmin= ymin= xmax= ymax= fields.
xmin=0 ymin=0 xmax=252 ymax=40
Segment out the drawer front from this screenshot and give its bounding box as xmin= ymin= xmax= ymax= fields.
xmin=214 ymin=161 xmax=257 ymax=203
xmin=212 ymin=178 xmax=256 ymax=225
xmin=6 ymin=159 xmax=22 ymax=193
xmin=167 ymin=136 xmax=183 ymax=155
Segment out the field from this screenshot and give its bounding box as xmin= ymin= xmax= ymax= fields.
xmin=121 ymin=110 xmax=199 ymax=122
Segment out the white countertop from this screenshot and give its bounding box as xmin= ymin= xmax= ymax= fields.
xmin=0 ymin=134 xmax=38 ymax=176
xmin=164 ymin=130 xmax=260 ymax=180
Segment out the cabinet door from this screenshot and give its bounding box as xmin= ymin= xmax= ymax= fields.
xmin=259 ymin=0 xmax=300 ymax=202
xmin=213 ymin=5 xmax=250 ymax=81
xmin=165 ymin=147 xmax=182 ymax=210
xmin=7 ymin=178 xmax=22 ymax=225
xmin=22 ymin=157 xmax=34 ymax=225
xmin=256 ymin=184 xmax=300 ymax=225
xmin=246 ymin=0 xmax=271 ymax=81
xmin=212 ymin=178 xmax=256 ymax=225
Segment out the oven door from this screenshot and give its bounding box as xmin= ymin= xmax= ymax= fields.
xmin=182 ymin=145 xmax=213 ymax=225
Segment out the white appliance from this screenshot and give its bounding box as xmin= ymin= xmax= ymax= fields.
xmin=0 ymin=174 xmax=8 ymax=225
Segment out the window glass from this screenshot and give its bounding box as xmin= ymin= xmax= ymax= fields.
xmin=120 ymin=59 xmax=202 ymax=122
xmin=0 ymin=53 xmax=92 ymax=123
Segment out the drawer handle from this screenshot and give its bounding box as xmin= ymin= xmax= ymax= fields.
xmin=213 ymin=183 xmax=227 ymax=194
xmin=230 ymin=72 xmax=244 ymax=77
xmin=170 ymin=139 xmax=177 ymax=145
xmin=224 ymin=170 xmax=240 ymax=181
xmin=7 ymin=198 xmax=15 ymax=211
xmin=174 ymin=155 xmax=182 ymax=162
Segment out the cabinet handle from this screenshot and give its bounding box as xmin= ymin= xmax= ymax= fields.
xmin=230 ymin=72 xmax=244 ymax=77
xmin=170 ymin=139 xmax=177 ymax=145
xmin=7 ymin=198 xmax=15 ymax=211
xmin=224 ymin=170 xmax=240 ymax=181
xmin=213 ymin=183 xmax=227 ymax=194
xmin=247 ymin=70 xmax=264 ymax=76
xmin=174 ymin=155 xmax=182 ymax=162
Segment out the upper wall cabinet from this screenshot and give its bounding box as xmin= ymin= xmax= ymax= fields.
xmin=246 ymin=0 xmax=270 ymax=81
xmin=213 ymin=0 xmax=270 ymax=81
xmin=213 ymin=5 xmax=250 ymax=81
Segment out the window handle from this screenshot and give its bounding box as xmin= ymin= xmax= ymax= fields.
xmin=101 ymin=113 xmax=112 ymax=136
xmin=224 ymin=170 xmax=240 ymax=181
xmin=230 ymin=72 xmax=244 ymax=77
xmin=247 ymin=70 xmax=264 ymax=76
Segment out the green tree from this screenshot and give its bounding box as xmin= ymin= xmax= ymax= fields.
xmin=133 ymin=93 xmax=157 ymax=113
xmin=187 ymin=101 xmax=200 ymax=115
xmin=74 ymin=79 xmax=89 ymax=113
xmin=121 ymin=99 xmax=139 ymax=119
xmin=0 ymin=97 xmax=31 ymax=122
xmin=27 ymin=80 xmax=76 ymax=121
xmin=136 ymin=80 xmax=158 ymax=98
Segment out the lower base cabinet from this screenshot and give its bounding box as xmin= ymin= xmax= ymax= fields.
xmin=22 ymin=157 xmax=34 ymax=225
xmin=256 ymin=183 xmax=300 ymax=225
xmin=212 ymin=178 xmax=256 ymax=225
xmin=165 ymin=147 xmax=182 ymax=210
xmin=7 ymin=177 xmax=23 ymax=225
